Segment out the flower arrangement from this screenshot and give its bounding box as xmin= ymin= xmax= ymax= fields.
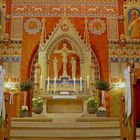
xmin=97 ymin=106 xmax=106 ymax=112
xmin=21 ymin=105 xmax=28 ymax=113
xmin=20 ymin=80 xmax=32 ymax=91
xmin=32 ymin=96 xmax=43 ymax=108
xmin=87 ymin=96 xmax=97 ymax=108
xmin=87 ymin=96 xmax=98 ymax=114
xmin=97 ymin=106 xmax=107 ymax=117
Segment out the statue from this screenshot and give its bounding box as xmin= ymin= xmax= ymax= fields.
xmin=54 ymin=42 xmax=75 ymax=77
xmin=62 ymin=43 xmax=68 ymax=76
xmin=91 ymin=64 xmax=95 ymax=82
xmin=34 ymin=63 xmax=41 ymax=85
xmin=53 ymin=57 xmax=58 ymax=78
xmin=71 ymin=57 xmax=76 ymax=78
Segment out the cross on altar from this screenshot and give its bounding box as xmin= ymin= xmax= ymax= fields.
xmin=54 ymin=43 xmax=75 ymax=77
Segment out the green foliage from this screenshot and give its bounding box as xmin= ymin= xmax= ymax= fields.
xmin=95 ymin=80 xmax=110 ymax=91
xmin=87 ymin=97 xmax=97 ymax=108
xmin=0 ymin=117 xmax=3 ymax=128
xmin=32 ymin=96 xmax=43 ymax=108
xmin=20 ymin=81 xmax=32 ymax=91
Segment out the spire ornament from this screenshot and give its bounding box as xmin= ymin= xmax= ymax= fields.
xmin=84 ymin=17 xmax=90 ymax=50
xmin=39 ymin=17 xmax=46 ymax=49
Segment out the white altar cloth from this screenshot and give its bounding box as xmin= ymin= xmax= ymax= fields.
xmin=53 ymin=95 xmax=77 ymax=99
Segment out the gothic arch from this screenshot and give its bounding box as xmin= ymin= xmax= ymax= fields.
xmin=45 ymin=33 xmax=85 ymax=62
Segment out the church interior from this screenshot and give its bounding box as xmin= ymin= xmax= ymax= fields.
xmin=0 ymin=0 xmax=140 ymax=139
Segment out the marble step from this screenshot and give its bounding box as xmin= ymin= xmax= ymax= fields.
xmin=10 ymin=116 xmax=140 ymax=140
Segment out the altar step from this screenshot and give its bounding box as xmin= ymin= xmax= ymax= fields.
xmin=10 ymin=116 xmax=140 ymax=140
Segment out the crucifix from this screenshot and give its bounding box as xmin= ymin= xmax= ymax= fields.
xmin=54 ymin=43 xmax=75 ymax=77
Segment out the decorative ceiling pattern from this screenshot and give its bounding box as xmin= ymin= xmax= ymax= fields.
xmin=11 ymin=1 xmax=118 ymax=17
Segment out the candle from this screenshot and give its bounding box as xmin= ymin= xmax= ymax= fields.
xmin=80 ymin=77 xmax=82 ymax=92
xmin=23 ymin=91 xmax=27 ymax=106
xmin=47 ymin=77 xmax=50 ymax=91
xmin=73 ymin=77 xmax=76 ymax=92
xmin=54 ymin=77 xmax=56 ymax=93
xmin=87 ymin=75 xmax=89 ymax=89
xmin=40 ymin=75 xmax=42 ymax=89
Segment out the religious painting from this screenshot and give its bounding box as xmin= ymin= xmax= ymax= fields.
xmin=128 ymin=8 xmax=140 ymax=39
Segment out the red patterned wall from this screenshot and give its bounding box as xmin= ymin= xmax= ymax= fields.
xmin=21 ymin=17 xmax=109 ymax=81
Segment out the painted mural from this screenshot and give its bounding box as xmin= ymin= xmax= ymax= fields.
xmin=128 ymin=8 xmax=140 ymax=39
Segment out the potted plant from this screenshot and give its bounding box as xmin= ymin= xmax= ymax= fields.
xmin=95 ymin=80 xmax=110 ymax=91
xmin=32 ymin=96 xmax=43 ymax=114
xmin=20 ymin=80 xmax=32 ymax=92
xmin=20 ymin=80 xmax=32 ymax=105
xmin=0 ymin=117 xmax=3 ymax=128
xmin=87 ymin=96 xmax=98 ymax=114
xmin=96 ymin=106 xmax=107 ymax=117
xmin=96 ymin=80 xmax=110 ymax=106
xmin=21 ymin=105 xmax=28 ymax=117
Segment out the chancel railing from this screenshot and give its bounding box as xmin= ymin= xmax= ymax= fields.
xmin=45 ymin=76 xmax=85 ymax=95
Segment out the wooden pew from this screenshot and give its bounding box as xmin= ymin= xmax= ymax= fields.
xmin=0 ymin=93 xmax=11 ymax=140
xmin=120 ymin=63 xmax=136 ymax=140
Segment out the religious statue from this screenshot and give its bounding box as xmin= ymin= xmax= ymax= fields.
xmin=53 ymin=57 xmax=58 ymax=78
xmin=71 ymin=57 xmax=76 ymax=78
xmin=34 ymin=63 xmax=41 ymax=85
xmin=54 ymin=42 xmax=75 ymax=77
xmin=90 ymin=64 xmax=95 ymax=83
xmin=62 ymin=43 xmax=68 ymax=76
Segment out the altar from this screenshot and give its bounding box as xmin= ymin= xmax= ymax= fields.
xmin=33 ymin=16 xmax=99 ymax=114
xmin=46 ymin=96 xmax=83 ymax=113
xmin=42 ymin=94 xmax=88 ymax=113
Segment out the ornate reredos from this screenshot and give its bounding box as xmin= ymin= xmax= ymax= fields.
xmin=41 ymin=15 xmax=87 ymax=62
xmin=37 ymin=15 xmax=100 ymax=92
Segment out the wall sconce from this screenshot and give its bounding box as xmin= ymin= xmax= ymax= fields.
xmin=117 ymin=82 xmax=125 ymax=95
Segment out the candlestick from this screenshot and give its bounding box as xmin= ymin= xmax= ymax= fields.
xmin=80 ymin=77 xmax=82 ymax=92
xmin=23 ymin=91 xmax=27 ymax=106
xmin=47 ymin=77 xmax=50 ymax=91
xmin=74 ymin=77 xmax=76 ymax=92
xmin=54 ymin=77 xmax=56 ymax=93
xmin=87 ymin=75 xmax=89 ymax=89
xmin=40 ymin=75 xmax=42 ymax=89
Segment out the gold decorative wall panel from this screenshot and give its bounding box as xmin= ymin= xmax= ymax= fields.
xmin=11 ymin=17 xmax=23 ymax=40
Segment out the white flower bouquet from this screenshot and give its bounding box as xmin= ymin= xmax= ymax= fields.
xmin=97 ymin=106 xmax=107 ymax=117
xmin=98 ymin=106 xmax=106 ymax=112
xmin=32 ymin=96 xmax=43 ymax=108
xmin=21 ymin=105 xmax=28 ymax=113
